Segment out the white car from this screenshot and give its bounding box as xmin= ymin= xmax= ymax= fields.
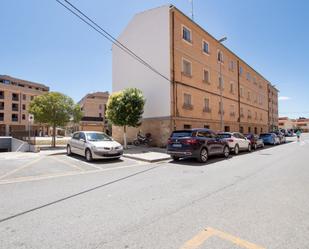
xmin=218 ymin=132 xmax=252 ymax=154
xmin=67 ymin=131 xmax=123 ymax=161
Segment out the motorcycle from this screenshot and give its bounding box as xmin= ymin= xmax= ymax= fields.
xmin=133 ymin=132 xmax=152 ymax=146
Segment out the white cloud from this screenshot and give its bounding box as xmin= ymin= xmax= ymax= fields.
xmin=278 ymin=96 xmax=291 ymax=101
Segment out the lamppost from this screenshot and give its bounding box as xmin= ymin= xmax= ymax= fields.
xmin=218 ymin=37 xmax=227 ymax=131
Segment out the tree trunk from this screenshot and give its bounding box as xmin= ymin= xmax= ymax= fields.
xmin=123 ymin=125 xmax=127 ymax=149
xmin=52 ymin=124 xmax=56 ymax=148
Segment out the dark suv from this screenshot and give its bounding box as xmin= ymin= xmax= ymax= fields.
xmin=167 ymin=129 xmax=230 ymax=163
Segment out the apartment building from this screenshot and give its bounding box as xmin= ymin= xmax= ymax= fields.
xmin=295 ymin=118 xmax=309 ymax=132
xmin=113 ymin=5 xmax=279 ymax=146
xmin=78 ymin=92 xmax=109 ymax=133
xmin=0 ymin=75 xmax=49 ymax=136
xmin=268 ymin=84 xmax=279 ymax=131
xmin=278 ymin=117 xmax=295 ymax=130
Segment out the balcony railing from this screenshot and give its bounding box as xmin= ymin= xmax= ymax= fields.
xmin=230 ymin=112 xmax=236 ymax=117
xmin=183 ymin=103 xmax=193 ymax=110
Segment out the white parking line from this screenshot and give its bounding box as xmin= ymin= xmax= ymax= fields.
xmin=0 ymin=162 xmax=150 ymax=185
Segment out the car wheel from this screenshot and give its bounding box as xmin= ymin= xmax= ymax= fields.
xmin=85 ymin=149 xmax=93 ymax=162
xmin=133 ymin=140 xmax=140 ymax=146
xmin=198 ymin=148 xmax=208 ymax=163
xmin=223 ymin=146 xmax=230 ymax=158
xmin=67 ymin=145 xmax=72 ymax=156
xmin=171 ymin=156 xmax=179 ymax=161
xmin=234 ymin=144 xmax=239 ymax=155
xmin=248 ymin=144 xmax=252 ymax=152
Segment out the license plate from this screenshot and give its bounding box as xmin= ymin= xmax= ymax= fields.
xmin=172 ymin=144 xmax=182 ymax=148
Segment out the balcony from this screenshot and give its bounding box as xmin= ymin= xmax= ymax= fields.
xmin=247 ymin=115 xmax=252 ymax=119
xmin=240 ymin=114 xmax=244 ymax=118
xmin=230 ymin=112 xmax=236 ymax=117
xmin=218 ymin=110 xmax=225 ymax=115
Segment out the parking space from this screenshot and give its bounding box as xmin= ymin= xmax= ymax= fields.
xmin=0 ymin=152 xmax=146 ymax=185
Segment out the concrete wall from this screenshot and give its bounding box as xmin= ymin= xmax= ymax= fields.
xmin=112 ymin=5 xmax=171 ymax=118
xmin=0 ymin=137 xmax=11 ymax=152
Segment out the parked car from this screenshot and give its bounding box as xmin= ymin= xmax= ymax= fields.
xmin=259 ymin=133 xmax=280 ymax=145
xmin=272 ymin=131 xmax=286 ymax=144
xmin=67 ymin=131 xmax=123 ymax=161
xmin=245 ymin=133 xmax=264 ymax=150
xmin=218 ymin=132 xmax=252 ymax=154
xmin=167 ymin=129 xmax=230 ymax=163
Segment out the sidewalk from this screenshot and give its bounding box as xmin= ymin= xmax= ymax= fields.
xmin=123 ymin=145 xmax=170 ymax=163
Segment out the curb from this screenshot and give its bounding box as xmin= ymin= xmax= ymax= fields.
xmin=123 ymin=154 xmax=171 ymax=163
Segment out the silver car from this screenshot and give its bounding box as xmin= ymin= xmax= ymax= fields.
xmin=67 ymin=131 xmax=123 ymax=161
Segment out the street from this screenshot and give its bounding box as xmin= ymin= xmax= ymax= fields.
xmin=0 ymin=135 xmax=309 ymax=249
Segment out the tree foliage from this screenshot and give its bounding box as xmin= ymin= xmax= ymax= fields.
xmin=106 ymin=88 xmax=145 ymax=127
xmin=106 ymin=88 xmax=145 ymax=148
xmin=29 ymin=92 xmax=82 ymax=147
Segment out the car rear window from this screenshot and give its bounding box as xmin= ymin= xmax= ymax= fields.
xmin=218 ymin=133 xmax=231 ymax=139
xmin=260 ymin=133 xmax=271 ymax=137
xmin=171 ymin=131 xmax=194 ymax=138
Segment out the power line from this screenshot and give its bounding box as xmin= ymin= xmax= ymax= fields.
xmin=55 ymin=0 xmax=170 ymax=82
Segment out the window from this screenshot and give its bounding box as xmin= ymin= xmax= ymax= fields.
xmin=224 ymin=126 xmax=230 ymax=132
xmin=204 ymin=125 xmax=210 ymax=129
xmin=248 ymin=127 xmax=251 ymax=133
xmin=0 ymin=102 xmax=4 ymax=110
xmin=203 ymin=98 xmax=210 ymax=112
xmin=0 ymin=91 xmax=3 ymax=99
xmin=230 ymin=105 xmax=235 ymax=116
xmin=99 ymin=104 xmax=102 ymax=110
xmin=230 ymin=81 xmax=234 ymax=94
xmin=218 ymin=76 xmax=224 ymax=89
xmin=240 ymin=126 xmax=244 ymax=133
xmin=239 ymin=66 xmax=243 ymax=75
xmin=184 ymin=124 xmax=192 ymax=129
xmin=31 ymin=96 xmax=34 ymax=101
xmin=22 ymin=114 xmax=26 ymax=120
xmin=12 ymin=93 xmax=19 ymax=101
xmin=203 ymin=69 xmax=210 ymax=83
xmin=240 ymin=107 xmax=244 ymax=117
xmin=240 ymin=86 xmax=244 ymax=97
xmin=246 ymin=72 xmax=251 ymax=81
xmin=255 ymin=112 xmax=258 ymax=120
xmin=183 ymin=93 xmax=192 ymax=109
xmin=218 ymin=101 xmax=224 ymax=114
xmin=260 ymin=113 xmax=263 ymax=121
xmin=12 ymin=114 xmax=18 ymax=122
xmin=202 ymin=40 xmax=209 ymax=54
xmin=73 ymin=132 xmax=80 ymax=140
xmin=248 ymin=110 xmax=252 ymax=119
xmin=247 ymin=91 xmax=251 ymax=101
xmin=99 ymin=113 xmax=102 ymax=118
xmin=12 ymin=103 xmax=18 ymax=112
xmin=182 ymin=58 xmax=192 ymax=76
xmin=0 ymin=113 xmax=3 ymax=121
xmin=22 ymin=104 xmax=26 ymax=110
xmin=23 ymin=94 xmax=26 ymax=101
xmin=229 ymin=60 xmax=234 ymax=71
xmin=217 ymin=50 xmax=223 ymax=62
xmin=253 ymin=77 xmax=257 ymax=84
xmin=182 ymin=26 xmax=192 ymax=43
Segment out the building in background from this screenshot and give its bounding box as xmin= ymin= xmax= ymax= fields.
xmin=268 ymin=85 xmax=279 ymax=131
xmin=294 ymin=118 xmax=309 ymax=132
xmin=278 ymin=117 xmax=295 ymax=130
xmin=113 ymin=5 xmax=279 ymax=146
xmin=0 ymin=75 xmax=49 ymax=136
xmin=78 ymin=92 xmax=110 ymax=133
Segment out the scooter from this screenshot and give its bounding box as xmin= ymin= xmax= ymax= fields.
xmin=133 ymin=132 xmax=152 ymax=146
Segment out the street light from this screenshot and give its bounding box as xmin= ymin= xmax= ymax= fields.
xmin=218 ymin=36 xmax=227 ymax=131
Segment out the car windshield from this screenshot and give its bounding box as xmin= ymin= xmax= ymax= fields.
xmin=86 ymin=133 xmax=112 ymax=141
xmin=171 ymin=131 xmax=193 ymax=137
xmin=218 ymin=133 xmax=231 ymax=139
xmin=244 ymin=134 xmax=252 ymax=138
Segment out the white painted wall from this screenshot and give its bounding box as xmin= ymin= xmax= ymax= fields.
xmin=112 ymin=5 xmax=171 ymax=118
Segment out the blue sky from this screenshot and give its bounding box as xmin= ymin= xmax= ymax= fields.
xmin=1 ymin=0 xmax=309 ymax=118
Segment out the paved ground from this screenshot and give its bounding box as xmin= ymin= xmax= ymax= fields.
xmin=0 ymin=134 xmax=309 ymax=249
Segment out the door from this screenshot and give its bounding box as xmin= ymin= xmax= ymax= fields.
xmin=75 ymin=132 xmax=86 ymax=155
xmin=238 ymin=133 xmax=249 ymax=149
xmin=70 ymin=132 xmax=80 ymax=153
xmin=202 ymin=131 xmax=216 ymax=155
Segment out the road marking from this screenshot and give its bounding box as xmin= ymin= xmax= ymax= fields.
xmin=64 ymin=156 xmax=103 ymax=170
xmin=0 ymin=162 xmax=149 ymax=185
xmin=51 ymin=156 xmax=85 ymax=171
xmin=180 ymin=227 xmax=266 ymax=249
xmin=0 ymin=157 xmax=42 ymax=180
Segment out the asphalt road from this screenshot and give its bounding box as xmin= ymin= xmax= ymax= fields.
xmin=0 ymin=134 xmax=309 ymax=249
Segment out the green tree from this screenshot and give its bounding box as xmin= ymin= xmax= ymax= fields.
xmin=29 ymin=92 xmax=82 ymax=147
xmin=106 ymin=88 xmax=145 ymax=148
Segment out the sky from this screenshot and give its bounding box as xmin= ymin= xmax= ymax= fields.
xmin=1 ymin=0 xmax=309 ymax=118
